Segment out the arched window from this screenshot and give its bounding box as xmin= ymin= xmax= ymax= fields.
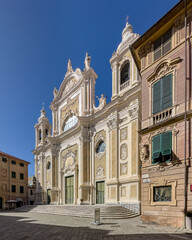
xmin=45 ymin=129 xmax=48 ymax=137
xmin=47 ymin=161 xmax=51 ymax=170
xmin=39 ymin=129 xmax=41 ymax=141
xmin=121 ymin=61 xmax=130 ymax=85
xmin=96 ymin=141 xmax=106 ymax=153
xmin=63 ymin=115 xmax=78 ymax=132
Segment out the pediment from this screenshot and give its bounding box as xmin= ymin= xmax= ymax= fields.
xmin=147 ymin=57 xmax=181 ymax=82
xmin=53 ymin=68 xmax=83 ymax=103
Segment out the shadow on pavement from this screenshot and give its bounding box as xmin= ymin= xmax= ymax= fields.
xmin=0 ymin=214 xmax=191 ymax=240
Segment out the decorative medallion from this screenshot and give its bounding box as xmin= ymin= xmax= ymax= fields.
xmin=120 ymin=144 xmax=128 ymax=160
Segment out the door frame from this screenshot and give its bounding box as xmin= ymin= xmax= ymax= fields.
xmin=65 ymin=175 xmax=74 ymax=204
xmin=95 ymin=180 xmax=105 ymax=204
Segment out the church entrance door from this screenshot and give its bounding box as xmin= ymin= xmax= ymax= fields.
xmin=65 ymin=176 xmax=74 ymax=204
xmin=0 ymin=197 xmax=2 ymax=209
xmin=96 ymin=181 xmax=105 ymax=204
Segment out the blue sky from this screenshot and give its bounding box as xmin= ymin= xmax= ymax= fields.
xmin=0 ymin=0 xmax=179 ymax=176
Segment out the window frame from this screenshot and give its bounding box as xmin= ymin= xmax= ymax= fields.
xmin=153 ymin=28 xmax=172 ymax=61
xmin=12 ymin=185 xmax=16 ymax=193
xmin=20 ymin=186 xmax=24 ymax=194
xmin=63 ymin=114 xmax=78 ymax=132
xmin=20 ymin=173 xmax=24 ymax=180
xmin=11 ymin=160 xmax=16 ymax=165
xmin=152 ymin=73 xmax=173 ymax=115
xmin=2 ymin=157 xmax=7 ymax=163
xmin=12 ymin=171 xmax=16 ymax=178
xmin=20 ymin=163 xmax=24 ymax=167
xmin=152 ymin=131 xmax=172 ymax=164
xmin=120 ymin=61 xmax=130 ymax=86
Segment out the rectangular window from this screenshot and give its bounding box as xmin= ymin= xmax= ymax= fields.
xmin=20 ymin=163 xmax=24 ymax=167
xmin=154 ymin=28 xmax=172 ymax=61
xmin=2 ymin=157 xmax=7 ymax=163
xmin=20 ymin=186 xmax=24 ymax=193
xmin=12 ymin=171 xmax=16 ymax=178
xmin=152 ymin=74 xmax=172 ymax=115
xmin=11 ymin=160 xmax=16 ymax=165
xmin=20 ymin=173 xmax=24 ymax=180
xmin=12 ymin=185 xmax=16 ymax=192
xmin=152 ymin=131 xmax=172 ymax=164
xmin=30 ymin=190 xmax=33 ymax=195
xmin=153 ymin=186 xmax=172 ymax=202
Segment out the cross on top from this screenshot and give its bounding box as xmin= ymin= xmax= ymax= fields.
xmin=125 ymin=15 xmax=129 ymax=23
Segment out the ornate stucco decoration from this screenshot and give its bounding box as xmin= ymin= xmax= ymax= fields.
xmin=79 ymin=127 xmax=92 ymax=142
xmin=60 ymin=95 xmax=79 ymax=127
xmin=62 ymin=77 xmax=79 ymax=97
xmin=128 ymin=105 xmax=139 ymax=120
xmin=93 ymin=94 xmax=106 ymax=112
xmin=139 ymin=142 xmax=149 ymax=162
xmin=96 ymin=166 xmax=104 ymax=179
xmin=120 ymin=128 xmax=127 ymax=141
xmin=149 ymin=125 xmax=178 ymax=142
xmin=147 ymin=57 xmax=181 ymax=82
xmin=107 ymin=112 xmax=119 ymax=131
xmin=62 ymin=150 xmax=77 ymax=174
xmin=120 ymin=144 xmax=128 ymax=160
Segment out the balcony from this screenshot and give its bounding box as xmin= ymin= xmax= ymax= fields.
xmin=120 ymin=80 xmax=130 ymax=91
xmin=153 ymin=107 xmax=173 ymax=125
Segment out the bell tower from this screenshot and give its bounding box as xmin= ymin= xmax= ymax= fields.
xmin=35 ymin=106 xmax=52 ymax=147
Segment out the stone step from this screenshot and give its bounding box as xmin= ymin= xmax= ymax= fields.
xmin=14 ymin=205 xmax=139 ymax=219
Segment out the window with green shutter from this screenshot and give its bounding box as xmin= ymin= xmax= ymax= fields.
xmin=152 ymin=131 xmax=172 ymax=164
xmin=154 ymin=28 xmax=172 ymax=61
xmin=152 ymin=73 xmax=173 ymax=115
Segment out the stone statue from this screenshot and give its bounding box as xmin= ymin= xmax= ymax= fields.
xmin=53 ymin=87 xmax=58 ymax=98
xmin=84 ymin=52 xmax=91 ymax=70
xmin=67 ymin=59 xmax=73 ymax=74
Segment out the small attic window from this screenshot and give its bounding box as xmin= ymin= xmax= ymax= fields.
xmin=121 ymin=61 xmax=130 ymax=86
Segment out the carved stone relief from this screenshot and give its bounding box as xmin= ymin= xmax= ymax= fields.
xmin=120 ymin=127 xmax=127 ymax=142
xmin=120 ymin=144 xmax=128 ymax=160
xmin=121 ymin=187 xmax=126 ymax=197
xmin=96 ymin=166 xmax=104 ymax=179
xmin=62 ymin=150 xmax=77 ymax=174
xmin=128 ymin=106 xmax=139 ymax=120
xmin=139 ymin=142 xmax=149 ymax=162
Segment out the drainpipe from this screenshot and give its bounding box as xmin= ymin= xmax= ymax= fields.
xmin=184 ymin=0 xmax=188 ymax=229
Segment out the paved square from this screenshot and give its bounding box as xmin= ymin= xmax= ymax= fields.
xmin=0 ymin=210 xmax=192 ymax=240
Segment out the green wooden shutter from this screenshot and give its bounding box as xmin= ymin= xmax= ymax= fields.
xmin=153 ymin=80 xmax=161 ymax=114
xmin=152 ymin=134 xmax=161 ymax=163
xmin=162 ymin=131 xmax=172 ymax=158
xmin=162 ymin=74 xmax=172 ymax=110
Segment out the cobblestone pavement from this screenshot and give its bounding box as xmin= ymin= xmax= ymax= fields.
xmin=0 ymin=210 xmax=192 ymax=240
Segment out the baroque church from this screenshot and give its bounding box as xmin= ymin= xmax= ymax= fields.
xmin=33 ymin=22 xmax=141 ymax=211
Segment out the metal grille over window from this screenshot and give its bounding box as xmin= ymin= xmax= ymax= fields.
xmin=153 ymin=186 xmax=172 ymax=202
xmin=120 ymin=61 xmax=130 ymax=90
xmin=63 ymin=115 xmax=78 ymax=132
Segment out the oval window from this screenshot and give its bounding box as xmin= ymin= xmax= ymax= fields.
xmin=96 ymin=141 xmax=106 ymax=153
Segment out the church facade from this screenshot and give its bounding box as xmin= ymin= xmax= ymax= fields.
xmin=33 ymin=23 xmax=141 ymax=212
